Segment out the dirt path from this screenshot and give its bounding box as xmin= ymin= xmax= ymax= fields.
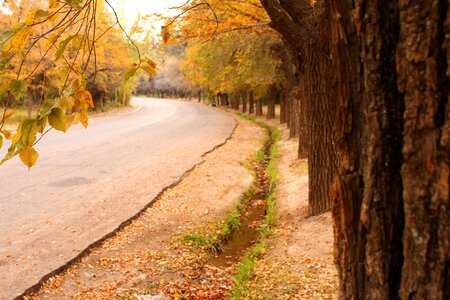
xmin=26 ymin=115 xmax=264 ymax=299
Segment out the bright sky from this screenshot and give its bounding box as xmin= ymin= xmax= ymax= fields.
xmin=110 ymin=0 xmax=187 ymax=30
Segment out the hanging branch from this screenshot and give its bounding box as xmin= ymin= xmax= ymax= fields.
xmin=104 ymin=0 xmax=141 ymax=62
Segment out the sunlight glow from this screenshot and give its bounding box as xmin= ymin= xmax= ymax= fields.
xmin=110 ymin=0 xmax=187 ymax=31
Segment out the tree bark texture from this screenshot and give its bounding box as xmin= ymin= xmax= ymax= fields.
xmin=302 ymin=46 xmax=336 ymax=216
xmin=261 ymin=0 xmax=449 ymax=299
xmin=261 ymin=0 xmax=337 ymax=215
xmin=396 ymin=1 xmax=450 ymax=298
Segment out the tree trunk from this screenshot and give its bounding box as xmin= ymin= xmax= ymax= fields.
xmin=396 ymin=1 xmax=450 ymax=298
xmin=233 ymin=93 xmax=240 ymax=110
xmin=267 ymin=85 xmax=276 ymax=120
xmin=303 ymin=47 xmax=336 ymax=216
xmin=280 ymin=89 xmax=287 ymax=124
xmin=330 ymin=0 xmax=405 ymax=298
xmin=255 ymin=98 xmax=263 ymax=117
xmin=242 ymin=91 xmax=247 ymax=113
xmin=262 ymin=0 xmax=450 ymax=297
xmin=288 ymin=88 xmax=300 ymax=138
xmin=249 ymin=90 xmax=255 ymax=114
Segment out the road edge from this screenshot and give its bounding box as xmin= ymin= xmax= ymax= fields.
xmin=16 ymin=106 xmax=238 ymax=300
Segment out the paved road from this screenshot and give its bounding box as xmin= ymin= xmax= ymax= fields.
xmin=0 ymin=97 xmax=235 ymax=299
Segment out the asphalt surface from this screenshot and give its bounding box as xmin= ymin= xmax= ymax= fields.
xmin=0 ymin=97 xmax=236 ymax=299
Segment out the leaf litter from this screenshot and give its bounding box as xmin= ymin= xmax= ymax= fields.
xmin=26 ymin=115 xmax=338 ymax=300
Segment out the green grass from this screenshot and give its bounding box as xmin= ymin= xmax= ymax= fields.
xmin=227 ymin=115 xmax=281 ymax=299
xmin=180 ymin=186 xmax=256 ymax=252
xmin=228 ymin=241 xmax=266 ymax=299
xmin=179 ymin=115 xmax=282 ymax=299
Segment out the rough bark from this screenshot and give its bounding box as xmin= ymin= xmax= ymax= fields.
xmin=330 ymin=0 xmax=406 ymax=298
xmin=262 ymin=0 xmax=450 ymax=297
xmin=396 ymin=1 xmax=450 ymax=298
xmin=302 ymin=48 xmax=336 ymax=215
xmin=261 ymin=0 xmax=336 ymax=216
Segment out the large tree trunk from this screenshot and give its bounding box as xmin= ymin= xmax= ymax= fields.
xmin=396 ymin=1 xmax=450 ymax=298
xmin=302 ymin=48 xmax=336 ymax=215
xmin=262 ymin=0 xmax=449 ymax=298
xmin=330 ymin=0 xmax=406 ymax=298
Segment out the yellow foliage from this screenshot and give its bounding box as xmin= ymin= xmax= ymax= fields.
xmin=3 ymin=109 xmax=15 ymax=121
xmin=2 ymin=26 xmax=32 ymax=53
xmin=19 ymin=146 xmax=38 ymax=169
xmin=73 ymin=88 xmax=94 ymax=111
xmin=49 ymin=0 xmax=60 ymax=10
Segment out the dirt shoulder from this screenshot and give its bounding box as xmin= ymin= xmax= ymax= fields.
xmin=25 ymin=112 xmax=338 ymax=300
xmin=241 ymin=120 xmax=338 ymax=299
xmin=27 ymin=115 xmax=264 ymax=299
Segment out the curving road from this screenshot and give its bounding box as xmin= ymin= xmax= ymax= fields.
xmin=0 ymin=97 xmax=235 ymax=299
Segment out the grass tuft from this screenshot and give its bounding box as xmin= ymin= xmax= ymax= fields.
xmin=227 ymin=114 xmax=281 ymax=298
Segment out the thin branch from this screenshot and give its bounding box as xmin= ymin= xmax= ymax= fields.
xmin=32 ymin=127 xmax=53 ymax=146
xmin=104 ymin=0 xmax=141 ymax=62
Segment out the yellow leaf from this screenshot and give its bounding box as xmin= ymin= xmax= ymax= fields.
xmin=124 ymin=64 xmax=139 ymax=81
xmin=143 ymin=57 xmax=157 ymax=69
xmin=1 ymin=129 xmax=12 ymax=139
xmin=48 ymin=107 xmax=67 ymax=132
xmin=21 ymin=119 xmax=37 ymax=147
xmin=59 ymin=95 xmax=74 ymax=111
xmin=2 ymin=26 xmax=32 ymax=53
xmin=11 ymin=125 xmax=22 ymax=147
xmin=79 ymin=110 xmax=88 ymax=128
xmin=161 ymin=26 xmax=170 ymax=43
xmin=65 ymin=112 xmax=80 ymax=129
xmin=49 ymin=0 xmax=60 ymax=9
xmin=141 ymin=64 xmax=157 ymax=76
xmin=35 ymin=116 xmax=47 ymax=134
xmin=2 ymin=109 xmax=15 ymax=121
xmin=73 ymin=89 xmax=94 ymax=111
xmin=19 ymin=147 xmax=39 ymax=169
xmin=25 ymin=9 xmax=49 ymax=25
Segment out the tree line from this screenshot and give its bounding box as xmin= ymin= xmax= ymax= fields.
xmin=151 ymin=0 xmax=449 ymax=298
